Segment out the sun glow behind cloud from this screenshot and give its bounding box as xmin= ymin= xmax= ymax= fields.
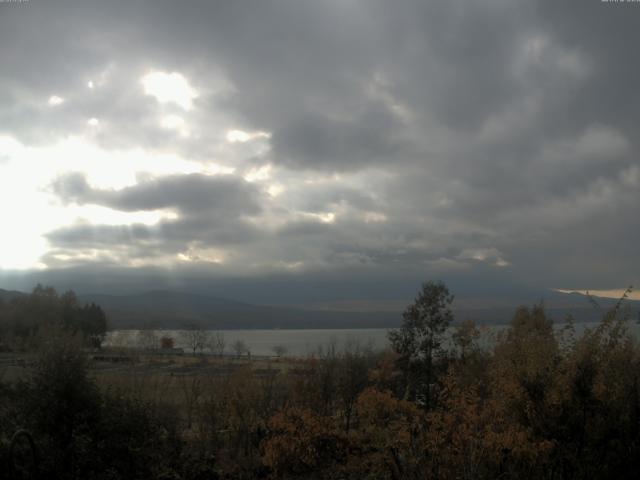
xmin=140 ymin=71 xmax=198 ymax=110
xmin=47 ymin=95 xmax=64 ymax=106
xmin=0 ymin=134 xmax=219 ymax=270
xmin=225 ymin=129 xmax=271 ymax=143
xmin=160 ymin=114 xmax=190 ymax=137
xmin=2 ymin=0 xmax=638 ymax=299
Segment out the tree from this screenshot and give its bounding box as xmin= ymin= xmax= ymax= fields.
xmin=208 ymin=331 xmax=226 ymax=357
xmin=337 ymin=339 xmax=371 ymax=432
xmin=262 ymin=407 xmax=347 ymax=477
xmin=271 ymin=344 xmax=288 ymax=358
xmin=14 ymin=325 xmax=183 ymax=478
xmin=10 ymin=285 xmax=60 ymax=341
xmin=20 ymin=326 xmax=101 ymax=473
xmin=78 ymin=302 xmax=108 ymax=348
xmin=388 ymin=280 xmax=454 ymax=407
xmin=5 ymin=286 xmax=108 ymax=349
xmin=60 ymin=293 xmax=108 ymax=348
xmin=137 ymin=329 xmax=158 ymax=350
xmin=452 ymin=319 xmax=480 ymax=361
xmin=181 ymin=324 xmax=208 ymax=355
xmin=232 ymin=339 xmax=248 ymax=359
xmin=348 ymin=387 xmax=427 ymax=478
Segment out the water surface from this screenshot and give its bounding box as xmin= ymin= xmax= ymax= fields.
xmin=106 ymin=320 xmax=640 ymax=357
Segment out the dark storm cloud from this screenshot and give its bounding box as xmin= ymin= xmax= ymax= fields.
xmin=46 ymin=223 xmax=153 ymax=246
xmin=46 ymin=214 xmax=261 ymax=252
xmin=271 ymin=106 xmax=405 ymax=170
xmin=277 ymin=180 xmax=381 ymax=213
xmin=52 ymin=172 xmax=262 ymax=215
xmin=1 ymin=0 xmax=640 ymax=297
xmin=47 ymin=173 xmax=265 ymax=260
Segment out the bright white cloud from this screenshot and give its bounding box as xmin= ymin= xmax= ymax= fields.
xmin=303 ymin=211 xmax=336 ymax=224
xmin=226 ymin=129 xmax=270 ymax=143
xmin=458 ymin=248 xmax=510 ymax=267
xmin=0 ymin=134 xmax=224 ymax=269
xmin=201 ymin=163 xmax=236 ymax=176
xmin=37 ymin=136 xmax=203 ymax=189
xmin=160 ymin=114 xmax=189 ymax=137
xmin=48 ymin=95 xmax=64 ymax=106
xmin=0 ymin=210 xmax=49 ymax=270
xmin=177 ymin=246 xmax=225 ymax=264
xmin=140 ymin=71 xmax=198 ymax=110
xmin=244 ymin=164 xmax=272 ymax=182
xmin=267 ymin=184 xmax=284 ymax=197
xmin=63 ymin=205 xmax=176 ymax=226
xmin=0 ymin=136 xmax=23 ymax=158
xmin=0 ymin=166 xmax=58 ymax=269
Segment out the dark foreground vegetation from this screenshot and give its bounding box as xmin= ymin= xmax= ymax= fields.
xmin=1 ymin=282 xmax=640 ymax=479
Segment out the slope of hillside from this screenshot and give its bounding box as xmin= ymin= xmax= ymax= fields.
xmin=0 ymin=288 xmax=25 ymax=303
xmin=3 ymin=287 xmax=638 ymax=329
xmin=78 ymin=290 xmax=400 ymax=329
xmin=80 ymin=289 xmax=639 ymax=329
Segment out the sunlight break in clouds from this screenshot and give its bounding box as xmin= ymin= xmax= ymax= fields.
xmin=0 ymin=135 xmax=211 ymax=270
xmin=226 ymin=129 xmax=271 ymax=143
xmin=140 ymin=71 xmax=198 ymax=110
xmin=160 ymin=114 xmax=190 ymax=137
xmin=458 ymin=248 xmax=511 ymax=268
xmin=47 ymin=95 xmax=64 ymax=106
xmin=1 ymin=0 xmax=639 ymax=299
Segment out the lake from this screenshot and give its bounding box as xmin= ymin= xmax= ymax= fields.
xmin=106 ymin=320 xmax=640 ymax=357
xmin=106 ymin=328 xmax=391 ymax=356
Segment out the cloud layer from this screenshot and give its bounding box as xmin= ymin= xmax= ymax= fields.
xmin=0 ymin=0 xmax=639 ymax=299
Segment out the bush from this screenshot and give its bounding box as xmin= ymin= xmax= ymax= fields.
xmin=12 ymin=328 xmax=182 ymax=480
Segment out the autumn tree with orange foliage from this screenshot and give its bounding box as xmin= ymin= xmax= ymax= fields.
xmin=5 ymin=282 xmax=640 ymax=479
xmin=262 ymin=407 xmax=348 ymax=478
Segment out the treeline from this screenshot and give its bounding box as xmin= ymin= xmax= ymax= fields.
xmin=263 ymin=283 xmax=640 ymax=479
xmin=0 ymin=284 xmax=108 ymax=349
xmin=1 ymin=282 xmax=640 ymax=479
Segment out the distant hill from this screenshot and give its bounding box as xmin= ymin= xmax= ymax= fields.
xmin=77 ymin=290 xmax=400 ymax=329
xmin=2 ymin=287 xmax=638 ymax=329
xmin=0 ymin=288 xmax=25 ymax=303
xmin=78 ymin=289 xmax=639 ymax=329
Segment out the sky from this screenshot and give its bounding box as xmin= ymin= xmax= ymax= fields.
xmin=0 ymin=0 xmax=639 ymax=304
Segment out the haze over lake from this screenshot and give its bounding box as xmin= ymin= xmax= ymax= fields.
xmin=107 ymin=321 xmax=640 ymax=357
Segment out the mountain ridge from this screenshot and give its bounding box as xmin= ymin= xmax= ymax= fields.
xmin=2 ymin=287 xmax=638 ymax=329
